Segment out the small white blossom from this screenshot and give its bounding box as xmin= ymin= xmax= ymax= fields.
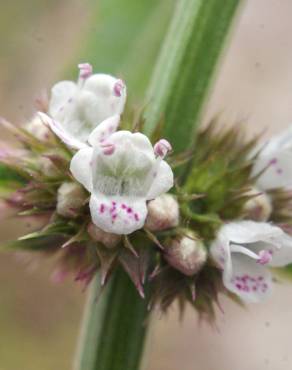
xmin=70 ymin=131 xmax=174 ymax=234
xmin=253 ymin=126 xmax=292 ymax=190
xmin=38 ymin=63 xmax=126 ymax=149
xmin=211 ymin=221 xmax=292 ymax=303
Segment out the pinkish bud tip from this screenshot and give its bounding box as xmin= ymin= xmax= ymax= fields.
xmin=113 ymin=79 xmax=125 ymax=97
xmin=154 ymin=139 xmax=172 ymax=158
xmin=100 ymin=142 xmax=115 ymax=155
xmin=78 ymin=63 xmax=93 ymax=79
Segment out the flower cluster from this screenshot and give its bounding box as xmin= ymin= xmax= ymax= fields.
xmin=2 ymin=63 xmax=292 ymax=319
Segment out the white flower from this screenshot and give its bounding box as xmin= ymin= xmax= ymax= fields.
xmin=253 ymin=126 xmax=292 ymax=190
xmin=38 ymin=63 xmax=126 ymax=149
xmin=211 ymin=221 xmax=292 ymax=303
xmin=70 ymin=131 xmax=173 ymax=235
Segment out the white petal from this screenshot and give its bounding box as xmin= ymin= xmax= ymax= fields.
xmin=108 ymin=131 xmax=154 ymax=159
xmin=130 ymin=132 xmax=155 ymax=158
xmin=267 ymin=234 xmax=292 ymax=267
xmin=82 ymin=74 xmax=126 ymax=125
xmin=224 ymin=253 xmax=272 ymax=303
xmin=261 ymin=125 xmax=292 ymax=155
xmin=146 ymin=160 xmax=174 ymax=200
xmin=70 ymin=148 xmax=93 ymax=192
xmin=220 ymin=221 xmax=285 ymax=245
xmin=88 ymin=115 xmax=120 ymax=146
xmin=49 ymin=81 xmax=77 ymax=118
xmin=91 ymin=131 xmax=155 ymax=197
xmin=38 ymin=112 xmax=87 ymax=150
xmin=89 ymin=194 xmax=147 ymax=235
xmin=253 ymin=151 xmax=292 ymax=190
xmin=210 ymin=232 xmax=232 ymax=272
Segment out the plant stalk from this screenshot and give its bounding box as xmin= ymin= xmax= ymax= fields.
xmin=144 ymin=0 xmax=243 ymax=152
xmin=74 ymin=268 xmax=149 ymax=370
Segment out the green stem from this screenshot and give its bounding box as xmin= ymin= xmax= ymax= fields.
xmin=74 ymin=269 xmax=149 ymax=370
xmin=144 ymin=0 xmax=243 ymax=151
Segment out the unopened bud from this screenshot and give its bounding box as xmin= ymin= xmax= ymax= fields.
xmin=87 ymin=223 xmax=121 ymax=248
xmin=145 ymin=194 xmax=179 ymax=231
xmin=39 ymin=157 xmax=59 ymax=177
xmin=243 ymin=187 xmax=272 ymax=222
xmin=56 ymin=182 xmax=87 ymax=218
xmin=165 ymin=231 xmax=207 ymax=276
xmin=25 ymin=114 xmax=52 ymax=141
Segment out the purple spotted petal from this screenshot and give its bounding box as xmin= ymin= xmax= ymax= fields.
xmin=89 ymin=194 xmax=147 ymax=235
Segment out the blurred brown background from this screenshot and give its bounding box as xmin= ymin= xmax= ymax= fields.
xmin=1 ymin=0 xmax=292 ymax=369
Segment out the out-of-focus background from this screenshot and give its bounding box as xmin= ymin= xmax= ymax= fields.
xmin=1 ymin=0 xmax=292 ymax=369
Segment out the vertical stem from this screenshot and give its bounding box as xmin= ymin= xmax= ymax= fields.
xmin=74 ymin=269 xmax=148 ymax=370
xmin=144 ymin=0 xmax=243 ymax=151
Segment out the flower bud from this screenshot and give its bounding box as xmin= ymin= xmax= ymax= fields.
xmin=165 ymin=231 xmax=207 ymax=276
xmin=39 ymin=157 xmax=59 ymax=177
xmin=243 ymin=187 xmax=272 ymax=221
xmin=56 ymin=182 xmax=87 ymax=218
xmin=87 ymin=223 xmax=121 ymax=248
xmin=24 ymin=114 xmax=52 ymax=141
xmin=145 ymin=194 xmax=179 ymax=231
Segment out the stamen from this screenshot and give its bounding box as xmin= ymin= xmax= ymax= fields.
xmin=230 ymin=243 xmax=259 ymax=260
xmin=154 ymin=139 xmax=172 ymax=158
xmin=113 ymin=79 xmax=125 ymax=97
xmin=257 ymin=249 xmax=273 ymax=265
xmin=78 ymin=63 xmax=93 ymax=80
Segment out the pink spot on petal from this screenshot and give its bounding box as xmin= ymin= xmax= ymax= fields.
xmin=269 ymin=158 xmax=278 ymax=166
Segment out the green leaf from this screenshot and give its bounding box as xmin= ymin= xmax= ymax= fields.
xmin=0 ymin=163 xmax=26 ymax=195
xmin=0 ymin=163 xmax=26 ymax=184
xmin=0 ymin=235 xmax=63 ymax=252
xmin=144 ymin=0 xmax=243 ymax=151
